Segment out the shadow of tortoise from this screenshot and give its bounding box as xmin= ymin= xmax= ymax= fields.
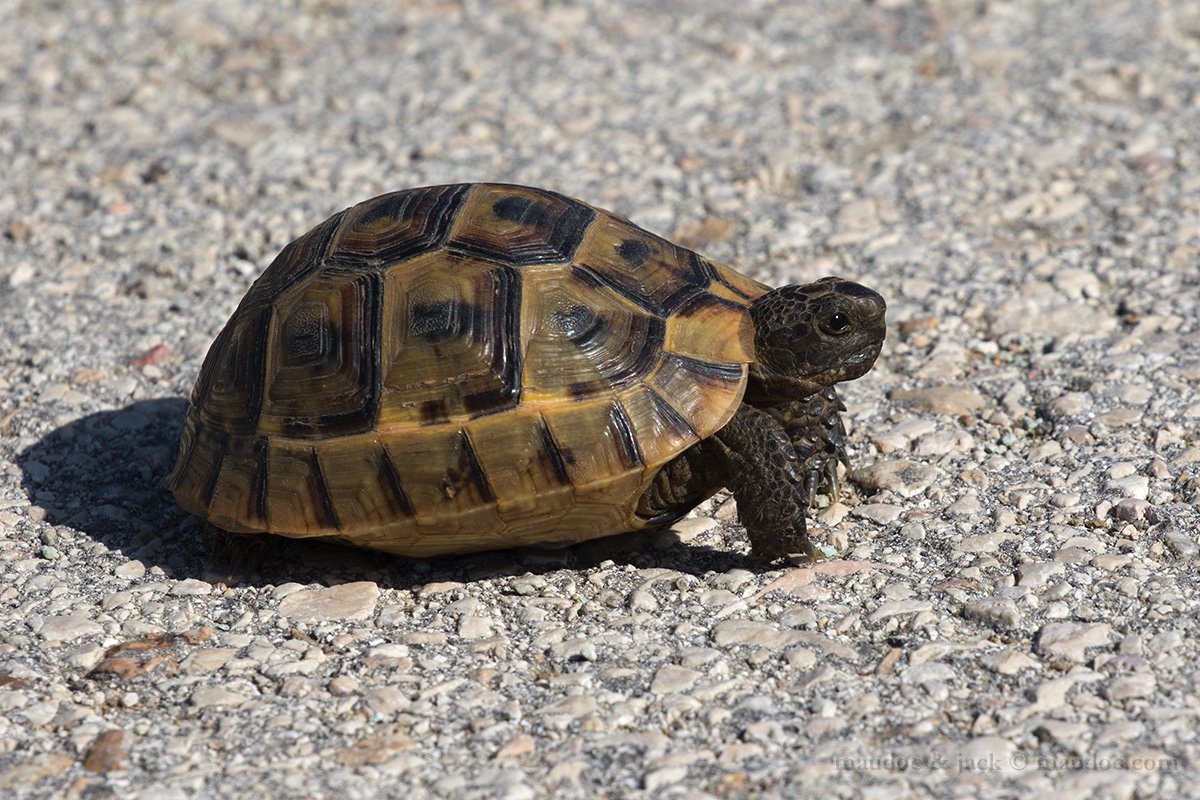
xmin=16 ymin=398 xmax=756 ymax=589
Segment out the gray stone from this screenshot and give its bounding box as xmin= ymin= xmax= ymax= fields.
xmin=1017 ymin=561 xmax=1065 ymax=587
xmin=982 ymin=649 xmax=1039 ymax=675
xmin=650 ymin=665 xmax=701 ymax=695
xmin=854 ymin=460 xmax=938 ymax=498
xmin=850 ymin=503 xmax=905 ymax=524
xmin=1106 ymin=672 xmax=1156 ymax=701
xmin=36 ymin=612 xmax=103 ymax=643
xmin=277 ymin=582 xmax=380 ymax=622
xmin=169 ymin=579 xmax=213 ymax=597
xmin=890 ymin=386 xmax=989 ymax=416
xmin=536 ymin=695 xmax=597 ymax=719
xmin=1162 ymin=528 xmax=1197 ymax=561
xmin=189 ymin=687 xmax=247 ymax=709
xmin=1035 ymin=623 xmax=1115 ymax=662
xmin=962 ymin=597 xmax=1022 ymax=630
xmin=711 ymin=620 xmax=800 ymax=650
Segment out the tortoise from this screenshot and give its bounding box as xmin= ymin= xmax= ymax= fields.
xmin=168 ymin=183 xmax=886 ymax=561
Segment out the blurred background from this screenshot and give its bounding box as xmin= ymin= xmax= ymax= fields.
xmin=6 ymin=0 xmax=1196 ymax=375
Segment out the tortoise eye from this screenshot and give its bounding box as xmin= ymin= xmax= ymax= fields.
xmin=821 ymin=311 xmax=852 ymax=336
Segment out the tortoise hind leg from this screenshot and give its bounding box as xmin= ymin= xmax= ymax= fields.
xmin=636 ymin=440 xmax=725 ymax=525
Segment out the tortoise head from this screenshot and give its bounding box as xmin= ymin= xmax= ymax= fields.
xmin=745 ymin=277 xmax=886 ymax=404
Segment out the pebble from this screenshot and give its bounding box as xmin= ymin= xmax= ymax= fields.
xmin=1107 ymin=476 xmax=1150 ymax=500
xmin=954 ymin=531 xmax=1017 ymax=554
xmin=711 ymin=620 xmax=800 ymax=649
xmin=82 ymin=730 xmax=125 ymax=774
xmin=868 ymin=600 xmax=932 ymax=622
xmin=1096 ymin=720 xmax=1145 ymax=745
xmin=328 ymin=676 xmax=359 ymax=696
xmin=189 ymin=687 xmax=247 ymax=709
xmin=669 ymin=517 xmax=717 ymax=543
xmin=35 ymin=612 xmax=104 ymax=643
xmin=650 ymin=665 xmax=701 ymax=695
xmin=983 ymin=649 xmax=1040 ymax=675
xmin=1105 ymin=672 xmax=1156 ymax=701
xmin=643 ymin=765 xmax=690 ymax=792
xmin=1162 ymin=528 xmax=1197 ymax=561
xmin=169 ymin=579 xmax=213 ymax=597
xmin=362 ymin=687 xmax=409 ymax=715
xmin=950 ymin=736 xmax=1017 ymax=774
xmin=63 ymin=643 xmax=107 ymax=671
xmin=458 ymin=615 xmax=493 ymax=640
xmin=889 ymin=386 xmax=988 ymax=416
xmin=114 ymin=560 xmax=146 ymax=579
xmin=849 ymin=503 xmax=904 ymax=525
xmin=180 ymin=648 xmax=236 ymax=674
xmin=494 ymin=735 xmax=536 ymax=760
xmin=537 ymin=695 xmax=597 ymax=720
xmin=1110 ymin=498 xmax=1152 ymax=523
xmin=1017 ymin=561 xmax=1065 ymax=587
xmin=962 ymin=597 xmax=1022 ymax=630
xmin=1035 ymin=623 xmax=1115 ymax=663
xmin=854 ymin=460 xmax=938 ymax=498
xmin=277 ymin=582 xmax=380 ymax=622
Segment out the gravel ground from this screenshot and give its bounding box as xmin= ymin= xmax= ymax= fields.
xmin=2 ymin=0 xmax=1199 ymax=797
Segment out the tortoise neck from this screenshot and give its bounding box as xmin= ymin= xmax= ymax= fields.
xmin=743 ymin=362 xmax=823 ymax=406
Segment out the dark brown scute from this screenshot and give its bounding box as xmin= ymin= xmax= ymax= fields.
xmin=670 ymin=291 xmax=745 ymax=320
xmin=199 ymin=429 xmax=226 ymax=509
xmin=662 ymin=353 xmax=744 ymax=389
xmin=647 ymin=387 xmax=697 ymax=439
xmin=695 ymin=252 xmax=752 ymax=299
xmin=378 ymin=445 xmax=415 ymax=516
xmin=608 ymin=400 xmax=644 ymax=469
xmin=458 ymin=430 xmax=496 ymax=503
xmin=574 ymin=310 xmax=663 ymax=388
xmin=538 ymin=420 xmax=572 ymax=485
xmin=244 ymin=209 xmax=348 ymax=307
xmin=419 ymin=398 xmax=450 ymax=424
xmin=252 ymin=438 xmax=269 ymax=524
xmin=195 ymin=305 xmax=272 ymax=434
xmin=551 ymin=303 xmax=600 ymax=343
xmin=449 ymin=187 xmax=597 ymax=267
xmin=492 ymin=195 xmax=549 ymax=225
xmin=327 ymin=184 xmax=470 ymax=268
xmin=309 ymin=447 xmax=341 ymax=530
xmin=616 ymin=238 xmax=651 ymax=266
xmin=271 ymin=272 xmax=384 ymax=438
xmin=576 ymin=234 xmax=715 ymax=316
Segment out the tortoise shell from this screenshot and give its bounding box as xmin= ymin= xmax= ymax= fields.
xmin=168 ymin=183 xmax=770 ymax=556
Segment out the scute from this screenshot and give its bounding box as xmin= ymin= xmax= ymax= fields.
xmin=327 ymin=183 xmax=469 ymax=268
xmin=573 ymin=212 xmax=712 ymax=314
xmin=260 ymin=271 xmax=383 ymax=437
xmin=378 ymin=252 xmax=522 ymax=423
xmin=519 ymin=265 xmax=663 ymax=401
xmin=169 ymin=183 xmax=761 ymax=557
xmin=446 ymin=184 xmax=596 ymax=266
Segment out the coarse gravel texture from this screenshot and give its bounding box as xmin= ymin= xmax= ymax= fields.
xmin=2 ymin=0 xmax=1199 ymax=798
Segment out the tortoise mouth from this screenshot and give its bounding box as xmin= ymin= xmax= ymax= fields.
xmin=839 ymin=343 xmax=883 ymax=379
xmin=845 ymin=350 xmax=871 ymax=366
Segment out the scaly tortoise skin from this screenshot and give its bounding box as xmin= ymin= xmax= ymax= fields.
xmin=168 ymin=183 xmax=886 ymax=560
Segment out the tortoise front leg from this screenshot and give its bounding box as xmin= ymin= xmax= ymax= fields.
xmin=767 ymin=386 xmax=850 ymax=506
xmin=709 ymin=403 xmax=820 ymax=562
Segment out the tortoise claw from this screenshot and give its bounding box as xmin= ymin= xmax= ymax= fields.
xmin=804 ymin=470 xmax=819 ymax=508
